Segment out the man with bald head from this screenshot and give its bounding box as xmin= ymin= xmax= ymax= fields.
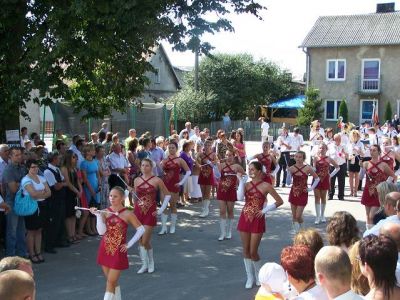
xmin=0 ymin=269 xmax=35 ymax=300
xmin=315 ymin=246 xmax=363 ymax=299
xmin=364 ymin=192 xmax=400 ymax=237
xmin=379 ymin=222 xmax=400 ymax=285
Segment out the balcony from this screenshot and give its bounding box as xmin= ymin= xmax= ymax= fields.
xmin=356 ymin=75 xmax=382 ymax=95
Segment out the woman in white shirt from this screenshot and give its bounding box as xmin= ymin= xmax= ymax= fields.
xmin=22 ymin=159 xmax=51 ymax=264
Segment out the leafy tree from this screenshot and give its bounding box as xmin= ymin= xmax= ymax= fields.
xmin=338 ymin=98 xmax=349 ymax=123
xmin=175 ymin=53 xmax=299 ymax=121
xmin=0 ymin=0 xmax=265 ymax=137
xmin=384 ymin=101 xmax=393 ymax=123
xmin=297 ymin=87 xmax=323 ymax=126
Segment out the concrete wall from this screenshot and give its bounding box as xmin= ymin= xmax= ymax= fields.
xmin=308 ymin=45 xmax=400 ymax=127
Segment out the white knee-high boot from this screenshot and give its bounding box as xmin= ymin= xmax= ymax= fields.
xmin=170 ymin=214 xmax=177 ymax=234
xmin=226 ymin=218 xmax=233 ymax=239
xmin=199 ymin=200 xmax=210 ymax=217
xmin=137 ymin=245 xmax=148 ymax=274
xmin=314 ymin=204 xmax=321 ymax=224
xmin=104 ymin=292 xmax=115 ymax=300
xmin=243 ymin=258 xmax=254 ymax=289
xmin=320 ymin=204 xmax=326 ymax=222
xmin=147 ymin=248 xmax=154 ymax=273
xmin=218 ymin=218 xmax=226 ymax=241
xmin=252 ymin=260 xmax=263 ymax=286
xmin=114 ymin=286 xmax=121 ymax=300
xmin=158 ymin=214 xmax=168 ymax=235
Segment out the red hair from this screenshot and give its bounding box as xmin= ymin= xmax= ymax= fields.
xmin=281 ymin=245 xmax=315 ymax=282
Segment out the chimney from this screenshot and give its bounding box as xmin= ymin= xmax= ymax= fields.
xmin=376 ymin=3 xmax=395 ymax=13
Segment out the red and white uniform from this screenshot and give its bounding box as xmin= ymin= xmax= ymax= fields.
xmin=217 ymin=164 xmax=237 ymax=202
xmin=361 ymin=161 xmax=388 ymax=207
xmin=97 ymin=208 xmax=128 ymax=270
xmin=237 ymin=181 xmax=265 ymax=234
xmin=315 ymin=156 xmax=330 ymax=190
xmin=257 ymin=154 xmax=273 ymax=184
xmin=134 ymin=176 xmax=157 ymax=226
xmin=163 ymin=156 xmax=180 ymax=193
xmin=198 ymin=152 xmax=214 ymax=186
xmin=288 ymin=165 xmax=308 ymax=206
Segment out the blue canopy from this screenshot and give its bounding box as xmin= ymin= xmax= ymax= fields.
xmin=268 ymin=95 xmax=305 ymax=109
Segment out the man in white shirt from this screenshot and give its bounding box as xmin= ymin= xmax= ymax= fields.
xmin=20 ymin=127 xmax=29 ymax=148
xmin=259 ymin=117 xmax=269 ymax=143
xmin=179 ymin=122 xmax=195 ymax=139
xmin=379 ymin=222 xmax=400 ymax=286
xmin=190 ymin=126 xmax=201 ymax=143
xmin=290 ymin=127 xmax=304 ymax=151
xmin=107 ymin=144 xmax=129 ymax=189
xmin=328 ymin=134 xmax=347 ymax=200
xmin=315 ymin=246 xmax=363 ymax=300
xmin=364 ymin=192 xmax=400 ymax=237
xmin=69 ymin=136 xmax=84 ymax=169
xmin=276 ymin=127 xmax=292 ymax=187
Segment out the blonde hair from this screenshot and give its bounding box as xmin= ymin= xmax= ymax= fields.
xmin=349 ymin=130 xmax=360 ymax=143
xmin=348 ymin=241 xmax=370 ymax=295
xmin=82 ymin=144 xmax=95 ymax=157
xmin=376 ymin=182 xmax=398 ymax=207
xmin=293 ymin=228 xmax=324 ymax=257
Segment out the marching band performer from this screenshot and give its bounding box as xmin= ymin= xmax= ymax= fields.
xmin=216 ymin=150 xmax=246 ymax=241
xmin=237 ymin=161 xmax=283 ymax=289
xmin=253 ymin=141 xmax=279 ymax=185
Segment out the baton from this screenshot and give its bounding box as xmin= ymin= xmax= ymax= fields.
xmin=74 ymin=206 xmax=119 ymax=216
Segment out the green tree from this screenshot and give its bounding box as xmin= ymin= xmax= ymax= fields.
xmin=0 ymin=0 xmax=265 ymax=136
xmin=384 ymin=101 xmax=393 ymax=123
xmin=338 ymin=99 xmax=349 ymax=123
xmin=177 ymin=53 xmax=299 ymax=121
xmin=297 ymin=88 xmax=323 ymax=126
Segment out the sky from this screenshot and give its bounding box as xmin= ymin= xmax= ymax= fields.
xmin=163 ymin=0 xmax=400 ymax=80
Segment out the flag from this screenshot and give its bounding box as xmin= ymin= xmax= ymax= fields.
xmin=372 ymin=103 xmax=379 ymax=126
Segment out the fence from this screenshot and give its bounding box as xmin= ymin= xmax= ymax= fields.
xmin=197 ymin=120 xmax=310 ymax=141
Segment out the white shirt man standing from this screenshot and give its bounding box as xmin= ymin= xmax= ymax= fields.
xmin=179 ymin=122 xmax=195 ymax=139
xmin=315 ymin=246 xmax=363 ymax=300
xmin=290 ymin=127 xmax=304 ymax=151
xmin=260 ymin=117 xmax=269 ymax=143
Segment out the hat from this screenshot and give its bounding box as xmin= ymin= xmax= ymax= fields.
xmin=258 ymin=262 xmax=287 ymax=293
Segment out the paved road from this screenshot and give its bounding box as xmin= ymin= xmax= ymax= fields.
xmin=31 ymin=141 xmax=366 ymax=299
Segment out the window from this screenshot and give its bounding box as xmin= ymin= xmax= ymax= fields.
xmin=360 ymin=99 xmax=378 ymax=124
xmin=361 ymin=59 xmax=380 ymax=91
xmin=326 ymin=59 xmax=346 ymax=81
xmin=325 ymin=100 xmax=342 ymax=120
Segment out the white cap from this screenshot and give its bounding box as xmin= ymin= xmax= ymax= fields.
xmin=258 ymin=262 xmax=287 ymax=293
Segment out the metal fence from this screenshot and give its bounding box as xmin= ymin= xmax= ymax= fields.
xmin=196 ymin=120 xmax=310 ymax=141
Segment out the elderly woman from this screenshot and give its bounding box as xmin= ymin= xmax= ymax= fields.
xmin=280 ymin=245 xmax=328 ymax=299
xmin=359 ymin=235 xmax=400 ymax=300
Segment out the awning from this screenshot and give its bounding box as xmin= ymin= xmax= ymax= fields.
xmin=268 ymin=95 xmax=305 ymax=109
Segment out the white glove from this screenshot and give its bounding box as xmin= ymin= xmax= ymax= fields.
xmin=95 ymin=213 xmax=106 ymax=235
xmin=261 ymin=202 xmax=277 ymax=215
xmin=157 ymin=195 xmax=171 ymax=215
xmin=236 ymin=176 xmax=247 ymax=201
xmin=271 ymin=165 xmax=280 ymax=178
xmin=395 ymin=169 xmax=400 ymax=176
xmin=329 ymin=167 xmax=340 ymax=178
xmin=213 ymin=165 xmax=221 ymax=179
xmin=359 ymin=168 xmax=366 ymax=180
xmin=285 ymin=171 xmax=292 ymax=186
xmin=308 ymin=178 xmax=320 ymax=192
xmin=178 ymin=170 xmax=192 ymax=186
xmin=126 ymin=225 xmax=145 ymax=249
xmin=386 ymin=176 xmax=394 ymax=183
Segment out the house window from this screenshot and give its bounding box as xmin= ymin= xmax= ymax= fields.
xmin=154 ymin=68 xmax=160 ymax=84
xmin=360 ymin=99 xmax=378 ymax=124
xmin=361 ymin=59 xmax=380 ymax=91
xmin=325 ymin=100 xmax=342 ymax=121
xmin=326 ymin=59 xmax=346 ymax=81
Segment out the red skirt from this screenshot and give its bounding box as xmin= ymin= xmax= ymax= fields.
xmin=217 ymin=177 xmax=237 ymax=202
xmin=198 ymin=166 xmax=214 ymax=186
xmin=315 ymin=175 xmax=330 ymax=190
xmin=361 ymin=184 xmax=380 ymax=207
xmin=97 ymin=238 xmax=129 ymax=270
xmin=288 ymin=189 xmax=308 ymax=206
xmin=134 ymin=203 xmax=157 ymax=226
xmin=163 ymin=178 xmax=180 ymax=193
xmin=237 ymin=212 xmax=265 ymax=234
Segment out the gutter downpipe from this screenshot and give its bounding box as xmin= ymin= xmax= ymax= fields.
xmin=302 ymin=47 xmax=310 ymax=89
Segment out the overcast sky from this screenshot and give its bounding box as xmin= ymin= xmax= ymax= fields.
xmin=163 ymin=0 xmax=399 ymax=80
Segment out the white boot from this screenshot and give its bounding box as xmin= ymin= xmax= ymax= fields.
xmin=320 ymin=204 xmax=326 ymax=223
xmin=243 ymin=258 xmax=254 ymax=289
xmin=314 ymin=204 xmax=321 ymax=224
xmin=292 ymin=222 xmax=300 ymax=234
xmin=226 ymin=218 xmax=233 ymax=239
xmin=218 ymin=218 xmax=226 ymax=241
xmin=147 ymin=248 xmax=154 ymax=273
xmin=158 ymin=214 xmax=168 ymax=235
xmin=104 ymin=292 xmax=115 ymax=300
xmin=199 ymin=200 xmax=210 ymax=218
xmin=253 ymin=260 xmax=263 ymax=286
xmin=170 ymin=213 xmax=177 ymax=234
xmin=114 ymin=286 xmax=121 ymax=300
xmin=137 ymin=245 xmax=148 ymax=274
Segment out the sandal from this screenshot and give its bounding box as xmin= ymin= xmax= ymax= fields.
xmin=68 ymin=237 xmax=80 ymax=244
xmin=35 ymin=253 xmax=45 ymax=263
xmin=29 ymin=255 xmax=41 ymax=264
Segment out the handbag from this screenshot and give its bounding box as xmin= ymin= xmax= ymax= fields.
xmin=13 ymin=187 xmax=38 ymax=216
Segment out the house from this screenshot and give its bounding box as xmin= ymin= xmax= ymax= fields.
xmin=300 ymin=3 xmax=400 ymax=127
xmin=20 ymin=44 xmax=182 ymax=136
